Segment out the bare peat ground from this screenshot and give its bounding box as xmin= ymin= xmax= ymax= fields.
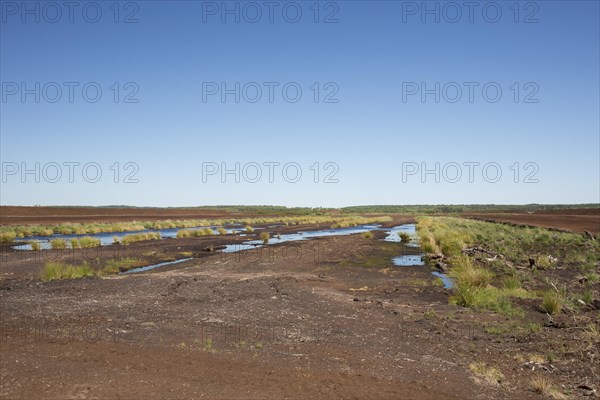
xmin=0 ymin=206 xmax=252 ymax=225
xmin=0 ymin=217 xmax=598 ymax=399
xmin=464 ymin=208 xmax=600 ymax=235
xmin=0 ymin=205 xmax=336 ymax=226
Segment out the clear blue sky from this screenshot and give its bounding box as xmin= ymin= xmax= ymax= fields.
xmin=1 ymin=0 xmax=598 ymax=207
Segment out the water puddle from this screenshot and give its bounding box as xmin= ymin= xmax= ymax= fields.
xmin=384 ymin=224 xmax=418 ymax=247
xmin=111 ymin=224 xmax=393 ymax=273
xmin=222 ymin=243 xmax=259 ymax=253
xmin=431 ymin=271 xmax=454 ymax=289
xmin=222 ymin=224 xmax=384 ymax=253
xmin=14 ymin=223 xmax=417 ymax=251
xmin=392 ymin=254 xmax=425 ymax=266
xmin=387 ymin=224 xmax=453 ymax=288
xmin=122 ymin=258 xmax=193 ymax=274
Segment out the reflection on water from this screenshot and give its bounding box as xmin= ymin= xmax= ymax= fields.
xmin=392 ymin=254 xmax=424 ymax=266
xmin=431 ymin=271 xmax=454 ymax=289
xmin=384 ymin=224 xmax=418 ymax=247
xmin=222 ymin=225 xmax=383 ymax=253
xmin=13 ymin=225 xmax=241 ymax=251
xmin=103 ymin=224 xmax=393 ymax=273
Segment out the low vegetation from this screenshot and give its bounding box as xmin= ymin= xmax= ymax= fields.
xmin=468 ymin=362 xmax=504 ymax=385
xmin=41 ymin=262 xmax=94 ymax=281
xmin=78 ymin=236 xmax=101 ymax=248
xmin=0 ymin=231 xmax=17 ymax=243
xmin=41 ymin=257 xmax=147 ymax=280
xmin=176 ymin=229 xmax=192 ymax=238
xmin=417 ymin=216 xmax=600 ymax=317
xmin=541 ymin=290 xmax=563 ymax=315
xmin=398 ymin=232 xmax=411 ymax=242
xmin=98 ymin=257 xmax=144 ymax=275
xmin=177 ymin=227 xmax=216 ymax=238
xmin=50 ymin=238 xmax=67 ymax=249
xmin=530 ymin=374 xmax=565 ymax=399
xmin=0 ymin=215 xmax=392 ymax=239
xmin=121 ymin=232 xmax=161 ymax=245
xmin=259 ymin=232 xmax=270 ymax=244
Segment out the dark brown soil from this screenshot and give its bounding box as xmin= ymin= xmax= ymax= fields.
xmin=464 ymin=208 xmax=600 ymax=234
xmin=1 ymin=216 xmax=598 ymax=399
xmin=0 ymin=206 xmax=253 ymax=225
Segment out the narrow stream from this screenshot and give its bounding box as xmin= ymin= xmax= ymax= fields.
xmin=123 ymin=224 xmax=384 ymax=273
xmin=122 ymin=258 xmax=193 ymax=274
xmin=15 ymin=221 xmax=455 ymax=288
xmin=432 ymin=271 xmax=454 ymax=289
xmin=222 ymin=224 xmax=382 ymax=253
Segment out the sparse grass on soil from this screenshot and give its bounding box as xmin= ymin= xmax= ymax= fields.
xmin=1 ymin=212 xmax=598 ymax=399
xmin=530 ymin=374 xmax=566 ymax=399
xmin=468 ymin=362 xmax=504 ymax=385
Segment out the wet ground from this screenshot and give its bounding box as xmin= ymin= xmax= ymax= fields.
xmin=1 ymin=216 xmax=598 ymax=399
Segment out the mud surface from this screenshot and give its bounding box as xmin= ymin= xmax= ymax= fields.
xmin=464 ymin=209 xmax=600 ymax=234
xmin=1 ymin=216 xmax=598 ymax=399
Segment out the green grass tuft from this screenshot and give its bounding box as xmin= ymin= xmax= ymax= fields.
xmin=541 ymin=290 xmax=563 ymax=315
xmin=0 ymin=231 xmax=17 ymax=243
xmin=398 ymin=232 xmax=411 ymax=242
xmin=448 ymin=255 xmax=494 ymax=289
xmin=121 ymin=232 xmax=160 ymax=245
xmin=41 ymin=262 xmax=93 ymax=281
xmin=79 ymin=236 xmax=101 ymax=248
xmin=176 ymin=229 xmax=192 ymax=238
xmin=361 ymin=231 xmax=374 ymax=239
xmin=259 ymin=232 xmax=270 ymax=244
xmin=50 ymin=238 xmax=67 ymax=249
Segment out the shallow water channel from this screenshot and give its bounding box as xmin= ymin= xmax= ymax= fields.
xmin=123 ymin=224 xmax=453 ymax=288
xmin=14 ymin=222 xmax=453 ymax=287
xmin=12 ymin=225 xmax=243 ymax=250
